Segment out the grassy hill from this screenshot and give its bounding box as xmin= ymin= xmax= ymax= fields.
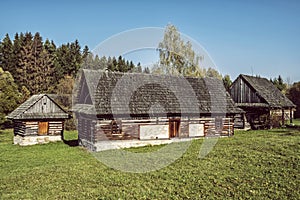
xmin=0 ymin=128 xmax=299 ymax=199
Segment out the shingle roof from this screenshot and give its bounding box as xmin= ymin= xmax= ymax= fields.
xmin=74 ymin=70 xmax=243 ymax=117
xmin=240 ymin=74 xmax=295 ymax=108
xmin=82 ymin=69 xmax=103 ymax=104
xmin=7 ymin=94 xmax=70 ymax=120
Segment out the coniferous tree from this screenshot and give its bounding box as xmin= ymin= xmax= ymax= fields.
xmin=11 ymin=33 xmax=22 ymax=80
xmin=69 ymin=39 xmax=82 ymax=77
xmin=0 ymin=34 xmax=14 ymax=73
xmin=93 ymin=55 xmax=102 ymax=69
xmin=82 ymin=45 xmax=89 ymax=61
xmin=43 ymin=39 xmax=58 ymax=92
xmin=117 ymin=56 xmax=124 ymax=72
xmin=16 ymin=32 xmax=33 ymax=92
xmin=56 ymin=40 xmax=82 ymax=79
xmin=136 ymin=62 xmax=142 ymax=73
xmin=55 ymin=43 xmax=69 ymax=81
xmin=113 ymin=57 xmax=118 ymax=71
xmin=271 ymin=75 xmax=287 ymax=93
xmin=28 ymin=32 xmax=44 ymax=94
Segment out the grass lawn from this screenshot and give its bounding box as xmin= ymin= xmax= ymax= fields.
xmin=291 ymin=118 xmax=300 ymax=126
xmin=0 ymin=129 xmax=299 ymax=199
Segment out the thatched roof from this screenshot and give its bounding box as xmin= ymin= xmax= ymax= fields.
xmin=7 ymin=94 xmax=70 ymax=120
xmin=73 ymin=70 xmax=243 ymax=118
xmin=238 ymin=74 xmax=295 ymax=108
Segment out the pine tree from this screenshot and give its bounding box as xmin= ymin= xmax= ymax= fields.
xmin=43 ymin=39 xmax=57 ymax=92
xmin=271 ymin=75 xmax=287 ymax=92
xmin=55 ymin=43 xmax=69 ymax=81
xmin=69 ymin=39 xmax=82 ymax=77
xmin=16 ymin=32 xmax=33 ymax=92
xmin=82 ymin=45 xmax=89 ymax=61
xmin=129 ymin=61 xmax=135 ymax=72
xmin=11 ymin=33 xmax=22 ymax=80
xmin=117 ymin=55 xmax=124 ymax=72
xmin=136 ymin=62 xmax=142 ymax=73
xmin=0 ymin=34 xmax=13 ymax=73
xmin=56 ymin=40 xmax=82 ymax=79
xmin=28 ymin=32 xmax=44 ymax=94
xmin=93 ymin=55 xmax=101 ymax=69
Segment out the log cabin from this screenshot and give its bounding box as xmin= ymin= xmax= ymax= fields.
xmin=230 ymin=74 xmax=296 ymax=129
xmin=7 ymin=94 xmax=70 ymax=145
xmin=72 ymin=70 xmax=243 ymax=151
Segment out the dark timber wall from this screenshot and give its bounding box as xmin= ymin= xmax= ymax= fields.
xmin=77 ymin=116 xmax=234 ymax=145
xmin=230 ymin=77 xmax=263 ymax=104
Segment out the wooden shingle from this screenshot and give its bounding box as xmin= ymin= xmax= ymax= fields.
xmin=74 ymin=70 xmax=243 ymax=117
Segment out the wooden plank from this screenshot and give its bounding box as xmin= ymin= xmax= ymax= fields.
xmin=38 ymin=122 xmax=48 ymax=135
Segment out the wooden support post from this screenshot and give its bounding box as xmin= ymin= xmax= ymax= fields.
xmin=242 ymin=113 xmax=245 ymax=129
xmin=290 ymin=108 xmax=293 ymax=124
xmin=282 ymin=109 xmax=285 ymax=126
xmin=268 ymin=110 xmax=272 ymax=129
xmin=232 ymin=117 xmax=234 ymax=136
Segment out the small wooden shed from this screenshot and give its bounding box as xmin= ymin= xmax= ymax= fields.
xmin=230 ymin=74 xmax=296 ymax=129
xmin=7 ymin=94 xmax=70 ymax=145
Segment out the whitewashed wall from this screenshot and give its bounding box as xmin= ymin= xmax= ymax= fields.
xmin=139 ymin=124 xmax=169 ymax=140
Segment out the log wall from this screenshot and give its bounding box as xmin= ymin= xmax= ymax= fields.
xmin=79 ymin=116 xmax=235 ymax=143
xmin=13 ymin=120 xmax=64 ymax=136
xmin=48 ymin=121 xmax=64 ymax=135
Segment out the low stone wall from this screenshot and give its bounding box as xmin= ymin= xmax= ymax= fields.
xmin=13 ymin=135 xmax=62 ymax=146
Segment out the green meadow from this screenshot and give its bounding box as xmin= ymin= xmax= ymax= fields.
xmin=0 ymin=128 xmax=299 ymax=199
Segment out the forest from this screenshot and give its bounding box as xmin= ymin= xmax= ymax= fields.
xmin=0 ymin=32 xmax=147 ymax=127
xmin=1 ymin=25 xmax=300 ymax=128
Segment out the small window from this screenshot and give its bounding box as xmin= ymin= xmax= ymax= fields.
xmin=111 ymin=120 xmax=121 ymax=134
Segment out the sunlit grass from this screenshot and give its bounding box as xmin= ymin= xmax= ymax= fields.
xmin=0 ymin=128 xmax=299 ymax=199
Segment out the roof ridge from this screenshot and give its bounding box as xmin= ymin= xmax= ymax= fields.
xmin=82 ymin=69 xmax=223 ymax=81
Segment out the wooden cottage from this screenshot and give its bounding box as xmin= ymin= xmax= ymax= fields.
xmin=72 ymin=70 xmax=243 ymax=150
xmin=230 ymin=74 xmax=296 ymax=129
xmin=7 ymin=94 xmax=70 ymax=145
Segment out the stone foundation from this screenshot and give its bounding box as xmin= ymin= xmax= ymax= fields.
xmin=13 ymin=135 xmax=62 ymax=146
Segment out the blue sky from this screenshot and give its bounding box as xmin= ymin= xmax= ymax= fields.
xmin=1 ymin=0 xmax=300 ymax=82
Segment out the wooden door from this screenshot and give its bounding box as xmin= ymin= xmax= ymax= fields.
xmin=38 ymin=121 xmax=49 ymax=135
xmin=169 ymin=118 xmax=180 ymax=138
